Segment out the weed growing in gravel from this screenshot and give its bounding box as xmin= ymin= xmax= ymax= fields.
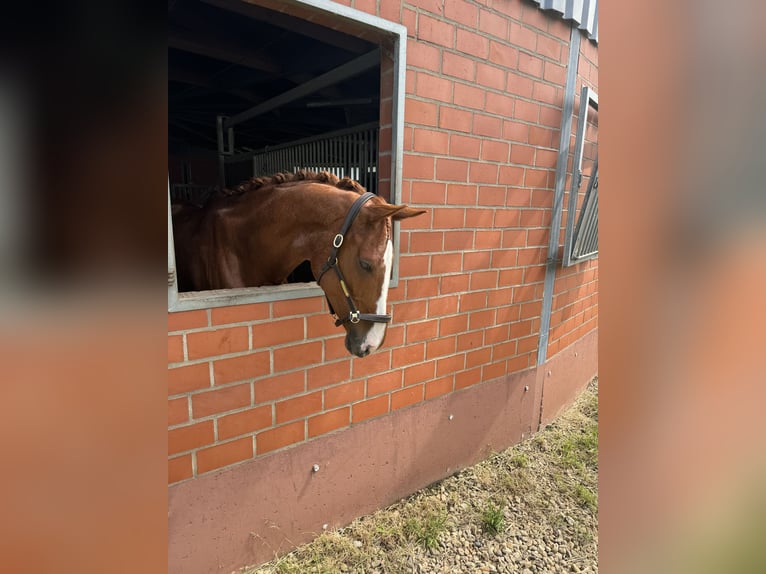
xmin=480 ymin=501 xmax=505 ymax=535
xmin=574 ymin=483 xmax=597 ymax=511
xmin=404 ymin=509 xmax=448 ymax=550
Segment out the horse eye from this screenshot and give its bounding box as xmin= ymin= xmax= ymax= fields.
xmin=359 ymin=259 xmax=373 ymax=272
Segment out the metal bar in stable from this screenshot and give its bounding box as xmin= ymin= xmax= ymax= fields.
xmin=224 ymin=49 xmax=380 ymax=130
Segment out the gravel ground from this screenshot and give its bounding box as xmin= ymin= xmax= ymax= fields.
xmin=246 ymin=378 xmax=598 ymax=574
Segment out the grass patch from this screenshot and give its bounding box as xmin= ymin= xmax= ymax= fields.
xmin=480 ymin=501 xmax=505 ymax=536
xmin=403 ymin=509 xmax=448 ymax=550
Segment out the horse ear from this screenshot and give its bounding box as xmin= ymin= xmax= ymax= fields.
xmin=366 ymin=203 xmax=428 ymax=222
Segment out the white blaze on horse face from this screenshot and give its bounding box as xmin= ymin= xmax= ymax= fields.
xmin=362 ymin=239 xmax=393 ymax=354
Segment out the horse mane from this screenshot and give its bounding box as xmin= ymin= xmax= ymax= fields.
xmin=222 ymin=170 xmax=367 ymax=197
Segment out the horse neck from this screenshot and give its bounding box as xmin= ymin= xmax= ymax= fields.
xmin=241 ymin=186 xmax=359 ymax=283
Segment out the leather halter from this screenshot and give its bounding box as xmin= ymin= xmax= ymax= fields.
xmin=316 ymin=192 xmax=393 ymax=327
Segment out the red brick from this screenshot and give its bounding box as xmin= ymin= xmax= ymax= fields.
xmin=187 ymin=327 xmax=248 ymax=360
xmin=439 ymin=314 xmax=468 ymax=336
xmin=446 ymin=183 xmax=477 ymax=205
xmin=410 ymin=231 xmax=444 ymax=253
xmin=514 ymin=100 xmax=539 ymax=123
xmin=503 ymin=120 xmax=529 ymax=143
xmin=405 ymin=98 xmax=439 ymax=126
xmin=469 ymin=162 xmax=499 ymax=184
xmin=479 ymin=9 xmax=508 ymax=39
xmin=350 ymin=351 xmax=392 ymax=378
xmin=168 ymin=455 xmax=192 ymax=484
xmin=425 ymin=376 xmax=454 ymax=400
xmin=456 ymin=28 xmax=489 ymax=58
xmin=510 ymin=144 xmax=535 ymax=166
xmin=436 ymin=158 xmax=469 ymax=181
xmin=509 ymin=22 xmax=536 ymax=52
xmin=507 ymin=354 xmax=530 ymax=373
xmin=466 ymin=348 xmax=492 ymax=368
xmin=367 ymin=371 xmax=403 ymax=396
xmin=418 ymin=14 xmax=454 ymax=48
xmin=475 ymin=187 xmax=505 ymax=207
xmin=449 ymin=134 xmax=481 ymax=159
xmin=455 ymin=367 xmax=482 ymax=390
xmin=306 ymin=314 xmax=337 ymax=339
xmin=415 ymin=72 xmax=453 ymax=103
xmin=272 ymin=298 xmax=323 ymax=318
xmin=402 ymin=7 xmax=417 ymax=36
xmin=214 ymin=351 xmax=270 ymax=385
xmin=192 ymin=383 xmax=250 ymax=418
xmin=169 ymin=363 xmax=210 ymax=395
xmin=404 ymin=360 xmax=435 ymax=387
xmin=324 ymin=380 xmax=365 ymax=409
xmin=444 ymin=0 xmax=478 ymax=26
xmin=400 ymin=255 xmax=430 ymax=277
xmin=169 ymin=310 xmax=207 ymax=332
xmin=410 ymin=181 xmax=446 ymax=204
xmin=257 ymin=421 xmax=304 ymax=454
xmin=254 ymin=371 xmax=304 ymax=403
xmin=197 ymin=437 xmax=253 ymax=474
xmin=518 ymin=52 xmax=544 ymax=78
xmin=273 ymin=341 xmax=322 ymax=372
xmin=407 ymin=277 xmax=440 ymax=299
xmin=481 ymin=140 xmax=509 ymax=163
xmin=506 ymin=71 xmax=534 ymax=98
xmin=403 ymin=154 xmax=435 ymax=179
xmin=352 ymin=395 xmax=389 ymax=423
xmin=413 ymin=128 xmax=449 ymax=154
xmin=253 ymin=318 xmax=304 ymax=349
xmin=168 ymin=336 xmax=184 ymax=364
xmin=440 ymin=275 xmax=470 ymax=296
xmin=439 ymin=106 xmax=472 ymax=132
xmin=305 ymin=362 xmax=349 ymax=392
xmin=476 ymin=62 xmax=506 ymax=90
xmin=431 ymin=253 xmax=463 ymax=275
xmin=459 ymin=291 xmax=487 ymax=312
xmin=465 ymin=207 xmax=495 ymax=228
xmin=168 ymin=421 xmax=214 ymax=455
xmin=470 ymin=269 xmax=500 ymax=289
xmin=276 ymin=391 xmax=322 ymax=424
xmin=168 ymin=397 xmax=188 ymax=426
xmin=392 ymin=299 xmax=428 ymax=323
xmin=473 ymin=115 xmax=502 ymax=139
xmin=428 ymin=294 xmax=459 ymax=316
xmin=529 ymin=126 xmax=555 ymax=148
xmin=544 ymin=61 xmax=567 ymax=86
xmin=443 ymin=51 xmax=475 ymax=81
xmin=354 ymin=0 xmax=377 ymax=15
xmin=483 ymin=360 xmax=507 ymax=381
xmin=392 ymin=384 xmax=424 ymax=410
xmin=436 ymin=354 xmax=465 ymax=376
xmin=470 ymin=309 xmax=496 ymax=330
xmin=218 ymin=405 xmax=272 ymax=440
xmin=453 ymin=83 xmax=484 ymax=110
xmin=524 ymin=168 xmax=550 ymax=188
xmin=464 ymin=250 xmax=491 ymax=270
xmin=533 ymin=81 xmax=558 ymax=106
xmin=407 ymin=39 xmax=441 ymax=72
xmin=443 ymin=230 xmax=474 ymax=251
xmin=211 ymin=304 xmax=268 ymax=326
xmin=536 ymin=34 xmax=562 ymax=61
xmin=426 ymin=336 xmax=457 ymax=359
xmin=499 ymin=165 xmax=524 ymax=185
xmin=484 ymin=93 xmax=513 ymax=118
xmin=309 ymin=407 xmax=350 ymax=438
xmin=489 ymin=41 xmax=518 ymax=69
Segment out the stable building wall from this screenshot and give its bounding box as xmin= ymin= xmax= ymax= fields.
xmin=168 ymin=2 xmax=598 ymax=572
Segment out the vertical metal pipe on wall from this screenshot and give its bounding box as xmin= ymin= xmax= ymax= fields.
xmin=536 ymin=26 xmax=581 ymax=367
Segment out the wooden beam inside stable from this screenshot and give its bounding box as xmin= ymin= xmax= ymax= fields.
xmin=224 ymin=49 xmax=380 ymax=129
xmin=168 ymin=32 xmax=281 ymax=75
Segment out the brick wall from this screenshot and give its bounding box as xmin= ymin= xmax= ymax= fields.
xmin=168 ymin=0 xmax=598 ymax=485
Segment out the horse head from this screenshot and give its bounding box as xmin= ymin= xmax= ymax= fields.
xmin=315 ymin=194 xmax=426 ymax=358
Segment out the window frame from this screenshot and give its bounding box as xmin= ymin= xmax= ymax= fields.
xmin=168 ymin=0 xmax=408 ymax=312
xmin=562 ymin=85 xmax=599 ymax=267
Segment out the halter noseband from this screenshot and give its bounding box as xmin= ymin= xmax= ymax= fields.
xmin=316 ymin=192 xmax=393 ymax=327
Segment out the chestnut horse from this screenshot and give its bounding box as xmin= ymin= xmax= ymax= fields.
xmin=172 ymin=171 xmax=426 ymax=357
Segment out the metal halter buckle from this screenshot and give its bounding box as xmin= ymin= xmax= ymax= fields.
xmin=333 ymin=234 xmax=344 ymax=248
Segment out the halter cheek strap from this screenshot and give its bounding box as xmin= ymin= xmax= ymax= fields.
xmin=316 ymin=192 xmax=392 ymax=327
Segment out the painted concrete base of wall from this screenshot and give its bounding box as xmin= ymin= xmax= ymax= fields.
xmin=168 ymin=329 xmax=597 ymax=574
